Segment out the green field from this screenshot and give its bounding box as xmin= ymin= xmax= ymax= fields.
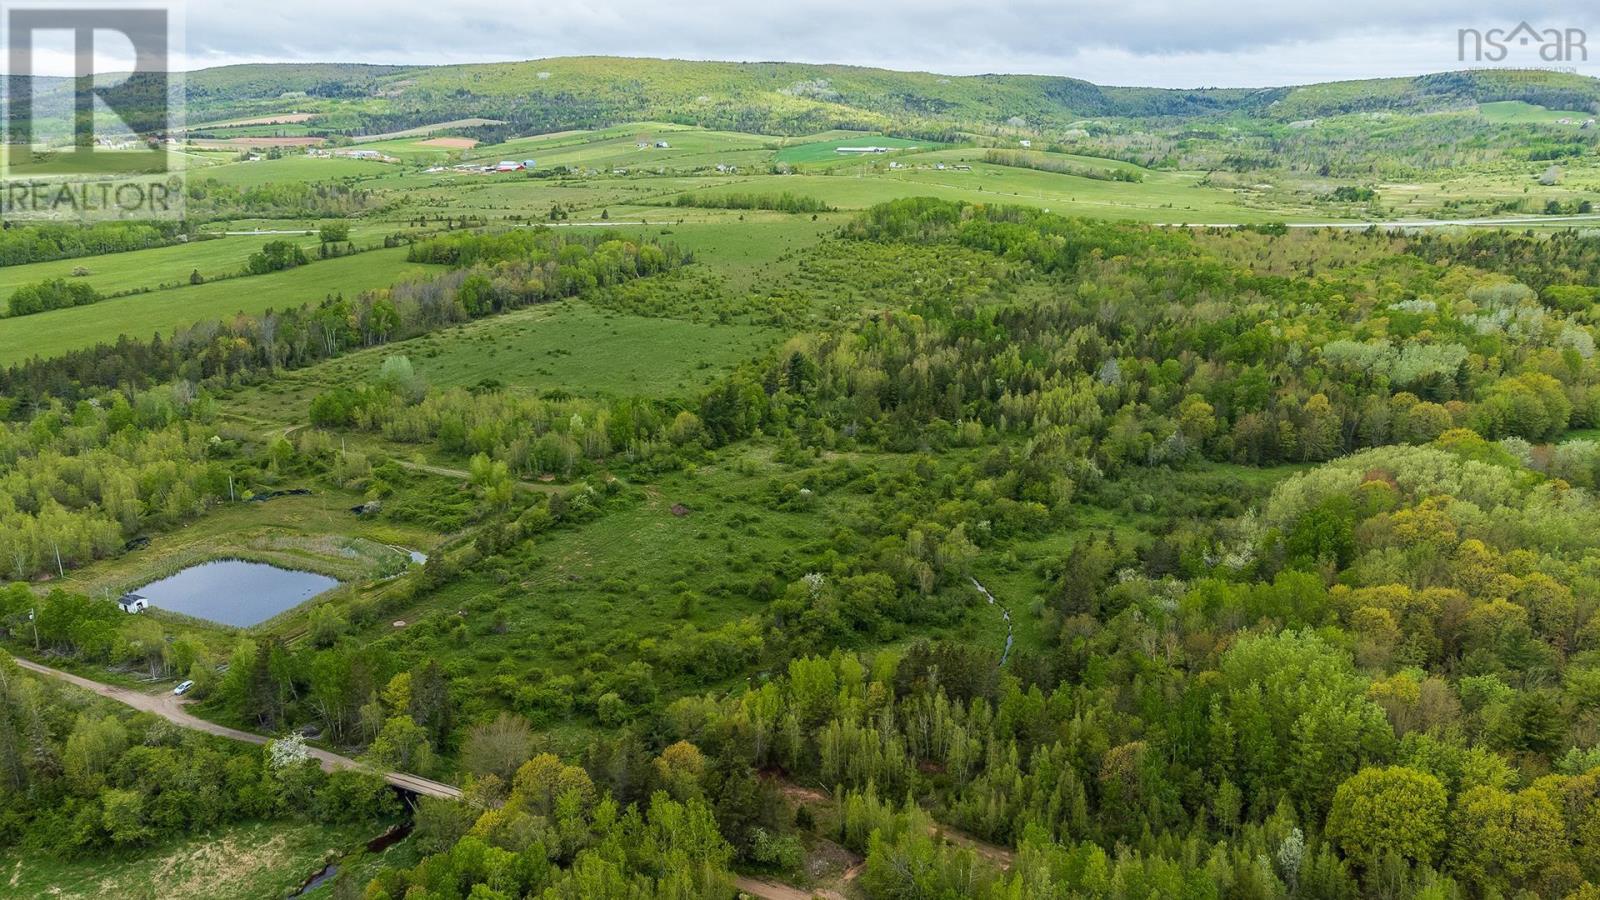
xmin=0 ymin=821 xmax=372 ymax=900
xmin=352 ymin=301 xmax=779 ymax=394
xmin=232 ymin=299 xmax=781 ymax=433
xmin=1478 ymin=100 xmax=1594 ymax=124
xmin=774 ymin=133 xmax=938 ymax=164
xmin=590 ymin=216 xmax=838 ymax=287
xmin=671 ymin=157 xmax=1305 ymax=222
xmin=0 ymin=232 xmax=345 ymax=299
xmin=0 ymin=247 xmax=439 ymax=365
xmin=192 ymin=154 xmax=399 ymax=187
xmin=466 ymin=124 xmax=776 ymax=172
xmin=0 ymin=145 xmax=187 ymax=176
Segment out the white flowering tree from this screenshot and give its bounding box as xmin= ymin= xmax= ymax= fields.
xmin=267 ymin=732 xmax=311 ymax=770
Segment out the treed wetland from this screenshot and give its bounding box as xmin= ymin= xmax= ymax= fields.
xmin=10 ymin=56 xmax=1600 ymax=899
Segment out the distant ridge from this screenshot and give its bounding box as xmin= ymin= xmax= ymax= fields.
xmin=13 ymin=57 xmax=1600 ymax=139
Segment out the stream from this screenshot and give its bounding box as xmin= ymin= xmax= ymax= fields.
xmin=292 ymin=822 xmax=413 ymax=897
xmin=969 ymin=577 xmax=1014 ymax=665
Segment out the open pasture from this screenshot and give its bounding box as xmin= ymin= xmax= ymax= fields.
xmin=352 ymin=117 xmax=507 ymax=142
xmin=661 ymin=158 xmax=1307 ymax=222
xmin=466 ymin=124 xmax=775 ymax=172
xmin=0 ymin=247 xmax=439 ymax=365
xmin=0 ymin=821 xmax=374 ymax=900
xmin=235 ymin=300 xmax=780 ymax=435
xmin=0 ymin=232 xmax=332 ymax=299
xmin=1477 ymin=100 xmax=1595 ymax=124
xmin=191 ymin=154 xmax=401 ymax=187
xmin=774 ymin=132 xmax=938 ymax=164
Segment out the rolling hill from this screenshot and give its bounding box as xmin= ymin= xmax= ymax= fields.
xmin=169 ymin=57 xmax=1600 ymax=138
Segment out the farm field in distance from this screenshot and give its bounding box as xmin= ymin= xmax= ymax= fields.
xmin=0 ymin=246 xmax=439 ymax=365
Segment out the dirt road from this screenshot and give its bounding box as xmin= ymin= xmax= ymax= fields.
xmin=10 ymin=655 xmax=462 ymax=800
xmin=734 ymin=876 xmax=845 ymax=900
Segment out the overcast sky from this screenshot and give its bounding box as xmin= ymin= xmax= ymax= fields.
xmin=31 ymin=0 xmax=1600 ymax=87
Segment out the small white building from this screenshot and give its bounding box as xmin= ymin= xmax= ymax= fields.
xmin=655 ymin=141 xmax=670 ymax=148
xmin=1019 ymin=139 xmax=1032 ymax=148
xmin=118 ymin=593 xmax=150 ymax=614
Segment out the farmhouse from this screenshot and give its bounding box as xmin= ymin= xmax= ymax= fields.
xmin=117 ymin=593 xmax=150 ymax=614
xmin=495 ymin=160 xmax=525 ymax=172
xmin=835 ymin=146 xmax=890 ymax=154
xmin=339 ymin=149 xmax=383 ymax=160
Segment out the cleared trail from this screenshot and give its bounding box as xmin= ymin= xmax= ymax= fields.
xmin=10 ymin=655 xmax=462 ymax=800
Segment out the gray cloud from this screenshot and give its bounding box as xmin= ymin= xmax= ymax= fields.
xmin=175 ymin=0 xmax=1600 ymax=88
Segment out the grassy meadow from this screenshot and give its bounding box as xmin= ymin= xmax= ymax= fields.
xmin=0 ymin=247 xmax=439 ymax=365
xmin=0 ymin=821 xmax=372 ymax=900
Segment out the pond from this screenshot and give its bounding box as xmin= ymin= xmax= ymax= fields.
xmin=133 ymin=559 xmax=340 ymax=627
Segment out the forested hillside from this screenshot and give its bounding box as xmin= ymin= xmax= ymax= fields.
xmin=172 ymin=57 xmax=1600 ymax=138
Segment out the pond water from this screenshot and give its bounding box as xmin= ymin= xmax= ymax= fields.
xmin=134 ymin=560 xmax=339 ymax=627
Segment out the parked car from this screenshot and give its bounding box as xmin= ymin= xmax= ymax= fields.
xmin=173 ymin=680 xmax=194 ymax=696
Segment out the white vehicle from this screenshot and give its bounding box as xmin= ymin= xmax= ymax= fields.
xmin=173 ymin=680 xmax=195 ymax=696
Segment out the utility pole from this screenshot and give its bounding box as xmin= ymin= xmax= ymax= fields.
xmin=29 ymin=608 xmax=38 ymax=650
xmin=228 ymin=473 xmax=235 ymax=502
xmin=52 ymin=543 xmax=62 ymax=578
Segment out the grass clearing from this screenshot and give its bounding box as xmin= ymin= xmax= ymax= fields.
xmin=774 ymin=133 xmax=936 ymax=165
xmin=1478 ymin=100 xmax=1594 ymax=124
xmin=230 ymin=299 xmax=780 ymax=435
xmin=193 ymin=154 xmax=399 ymax=187
xmin=0 ymin=233 xmax=347 ymax=299
xmin=0 ymin=820 xmax=371 ymax=900
xmin=668 ymin=159 xmax=1305 ymax=222
xmin=0 ymin=247 xmax=441 ymax=365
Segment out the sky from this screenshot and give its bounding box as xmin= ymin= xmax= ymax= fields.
xmin=22 ymin=0 xmax=1600 ymax=87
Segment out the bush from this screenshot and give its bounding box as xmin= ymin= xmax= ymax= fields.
xmin=314 ymin=770 xmax=401 ymax=823
xmin=245 ymin=240 xmax=310 ymax=275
